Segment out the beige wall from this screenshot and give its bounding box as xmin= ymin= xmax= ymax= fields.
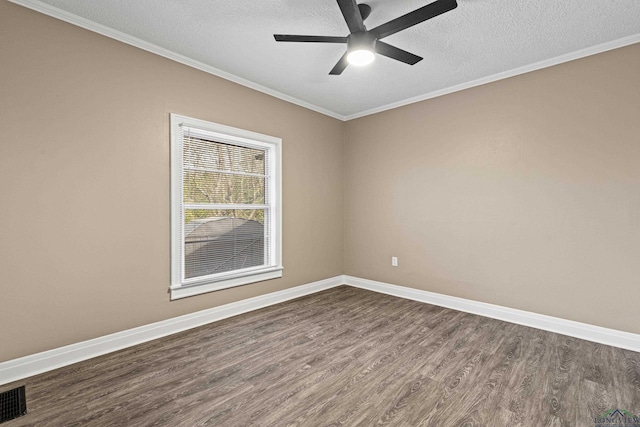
xmin=2 ymin=1 xmax=639 ymax=364
xmin=345 ymin=43 xmax=640 ymax=334
xmin=0 ymin=2 xmax=345 ymax=362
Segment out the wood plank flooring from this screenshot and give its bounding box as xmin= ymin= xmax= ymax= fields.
xmin=2 ymin=286 xmax=639 ymax=426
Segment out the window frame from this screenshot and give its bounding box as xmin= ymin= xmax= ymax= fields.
xmin=169 ymin=114 xmax=282 ymax=300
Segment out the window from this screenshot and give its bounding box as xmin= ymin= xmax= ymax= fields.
xmin=170 ymin=114 xmax=282 ymax=299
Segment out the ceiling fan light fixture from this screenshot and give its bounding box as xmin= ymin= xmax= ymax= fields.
xmin=346 ymin=31 xmax=377 ymax=67
xmin=347 ymin=49 xmax=375 ymax=66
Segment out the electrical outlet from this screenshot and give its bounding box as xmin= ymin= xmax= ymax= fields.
xmin=391 ymin=256 xmax=398 ymax=267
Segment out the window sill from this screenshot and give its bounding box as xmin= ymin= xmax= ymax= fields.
xmin=170 ymin=267 xmax=283 ymax=300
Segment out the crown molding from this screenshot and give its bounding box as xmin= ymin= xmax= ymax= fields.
xmin=343 ymin=34 xmax=640 ymax=120
xmin=7 ymin=0 xmax=640 ymax=122
xmin=7 ymin=0 xmax=345 ymax=121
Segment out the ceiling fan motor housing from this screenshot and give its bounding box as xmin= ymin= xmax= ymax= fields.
xmin=348 ymin=31 xmax=377 ymax=52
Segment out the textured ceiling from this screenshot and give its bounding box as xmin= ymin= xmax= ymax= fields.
xmin=12 ymin=0 xmax=640 ymax=119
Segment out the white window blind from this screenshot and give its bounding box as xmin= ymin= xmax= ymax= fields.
xmin=170 ymin=115 xmax=282 ymax=299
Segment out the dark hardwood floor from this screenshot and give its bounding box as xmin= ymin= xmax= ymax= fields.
xmin=2 ymin=286 xmax=639 ymax=426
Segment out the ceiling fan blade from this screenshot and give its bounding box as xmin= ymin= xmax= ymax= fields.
xmin=274 ymin=35 xmax=347 ymax=43
xmin=337 ymin=0 xmax=366 ymax=33
xmin=329 ymin=52 xmax=349 ymax=75
xmin=370 ymin=0 xmax=457 ymax=40
xmin=375 ymin=41 xmax=423 ymax=65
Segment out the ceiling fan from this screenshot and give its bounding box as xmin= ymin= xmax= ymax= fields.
xmin=273 ymin=0 xmax=458 ymax=75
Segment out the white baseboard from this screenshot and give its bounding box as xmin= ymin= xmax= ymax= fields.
xmin=344 ymin=275 xmax=640 ymax=353
xmin=3 ymin=274 xmax=638 ymax=386
xmin=0 ymin=276 xmax=344 ymax=386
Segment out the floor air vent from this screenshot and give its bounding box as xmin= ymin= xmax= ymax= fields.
xmin=0 ymin=386 xmax=27 ymax=423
